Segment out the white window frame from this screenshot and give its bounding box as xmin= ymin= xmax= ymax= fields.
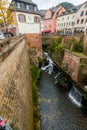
xmin=17 ymin=2 xmax=20 ymax=8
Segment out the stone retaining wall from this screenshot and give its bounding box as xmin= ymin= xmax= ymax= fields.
xmin=0 ymin=38 xmax=33 ymax=130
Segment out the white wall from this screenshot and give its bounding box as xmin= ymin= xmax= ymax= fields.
xmin=16 ymin=12 xmax=41 ymax=34
xmin=56 ymin=13 xmax=76 ymax=31
xmin=41 ymin=20 xmax=44 ymax=32
xmin=75 ymin=2 xmax=87 ymax=30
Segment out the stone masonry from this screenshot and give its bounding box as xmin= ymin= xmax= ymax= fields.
xmin=62 ymin=50 xmax=87 ymax=87
xmin=26 ymin=33 xmax=42 ymax=58
xmin=0 ymin=38 xmax=33 ymax=130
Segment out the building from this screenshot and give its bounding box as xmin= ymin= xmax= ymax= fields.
xmin=39 ymin=10 xmax=46 ymax=33
xmin=42 ymin=6 xmax=66 ymax=33
xmin=74 ymin=1 xmax=87 ymax=34
xmin=11 ymin=0 xmax=42 ymax=57
xmin=56 ymin=6 xmax=80 ymax=35
xmin=56 ymin=2 xmax=87 ymax=35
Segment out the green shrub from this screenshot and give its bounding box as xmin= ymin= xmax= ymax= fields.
xmin=50 ymin=41 xmax=57 ymax=52
xmin=57 ymin=36 xmax=62 ymax=44
xmin=73 ymin=40 xmax=83 ymax=52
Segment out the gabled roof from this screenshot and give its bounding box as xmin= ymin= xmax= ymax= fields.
xmin=18 ymin=0 xmax=36 ymax=5
xmin=59 ymin=4 xmax=82 ymax=17
xmin=39 ymin=10 xmax=47 ymax=17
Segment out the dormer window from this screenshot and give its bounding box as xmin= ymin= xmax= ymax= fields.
xmin=17 ymin=2 xmax=20 ymax=8
xmin=26 ymin=5 xmax=30 ymax=10
xmin=34 ymin=7 xmax=37 ymax=11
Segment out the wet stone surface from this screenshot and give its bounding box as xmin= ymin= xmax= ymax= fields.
xmin=38 ymin=72 xmax=87 ymax=130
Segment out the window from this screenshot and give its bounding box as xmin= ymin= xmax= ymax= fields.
xmin=18 ymin=14 xmax=26 ymax=23
xmin=85 ymin=19 xmax=87 ymax=23
xmin=77 ymin=19 xmax=79 ymax=24
xmin=30 ymin=5 xmax=34 ymax=11
xmin=81 ymin=19 xmax=84 ymax=24
xmin=34 ymin=16 xmax=40 ymax=23
xmin=85 ymin=10 xmax=87 ymax=15
xmin=26 ymin=5 xmax=30 ymax=10
xmin=80 ymin=11 xmax=84 ymax=16
xmin=17 ymin=2 xmax=20 ymax=8
xmin=71 ymin=22 xmax=75 ymax=26
xmin=62 ymin=18 xmax=64 ymax=21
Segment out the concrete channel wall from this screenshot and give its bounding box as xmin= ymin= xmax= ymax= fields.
xmin=0 ymin=36 xmax=33 ymax=130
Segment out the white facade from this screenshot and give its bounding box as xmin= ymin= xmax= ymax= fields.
xmin=15 ymin=12 xmax=41 ymax=34
xmin=56 ymin=12 xmax=76 ymax=34
xmin=75 ymin=2 xmax=87 ymax=32
xmin=56 ymin=2 xmax=87 ymax=34
xmin=41 ymin=20 xmax=44 ymax=32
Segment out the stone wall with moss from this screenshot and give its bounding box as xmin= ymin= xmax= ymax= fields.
xmin=78 ymin=58 xmax=87 ymax=86
xmin=0 ymin=38 xmax=33 ymax=130
xmin=61 ymin=50 xmax=87 ymax=88
xmin=42 ymin=35 xmax=87 ymax=89
xmin=83 ymin=34 xmax=87 ymax=54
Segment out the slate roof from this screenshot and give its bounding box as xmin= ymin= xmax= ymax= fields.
xmin=39 ymin=10 xmax=47 ymax=16
xmin=15 ymin=8 xmax=40 ymax=15
xmin=12 ymin=0 xmax=41 ymax=15
xmin=18 ymin=0 xmax=36 ymax=5
xmin=59 ymin=4 xmax=82 ymax=16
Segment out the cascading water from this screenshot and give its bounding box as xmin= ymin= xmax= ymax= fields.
xmin=39 ymin=52 xmax=87 ymax=130
xmin=69 ymin=87 xmax=82 ymax=107
xmin=41 ymin=52 xmax=54 ymax=75
xmin=42 ymin=52 xmax=83 ymax=107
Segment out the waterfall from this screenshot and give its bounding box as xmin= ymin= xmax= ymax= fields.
xmin=69 ymin=87 xmax=82 ymax=107
xmin=42 ymin=52 xmax=83 ymax=107
xmin=41 ymin=52 xmax=54 ymax=75
xmin=54 ymin=73 xmax=63 ymax=84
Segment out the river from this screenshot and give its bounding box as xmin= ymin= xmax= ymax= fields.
xmin=38 ymin=56 xmax=87 ymax=130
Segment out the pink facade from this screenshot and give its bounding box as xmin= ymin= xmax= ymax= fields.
xmin=44 ymin=6 xmax=65 ymax=33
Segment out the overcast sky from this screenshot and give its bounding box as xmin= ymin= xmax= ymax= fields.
xmin=9 ymin=0 xmax=86 ymax=10
xmin=32 ymin=0 xmax=86 ymax=9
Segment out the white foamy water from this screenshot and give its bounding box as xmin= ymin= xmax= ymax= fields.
xmin=69 ymin=87 xmax=82 ymax=107
xmin=41 ymin=53 xmax=54 ymax=75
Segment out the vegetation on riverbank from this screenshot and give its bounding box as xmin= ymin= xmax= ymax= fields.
xmin=30 ymin=64 xmax=41 ymax=130
xmin=43 ymin=36 xmax=84 ymax=54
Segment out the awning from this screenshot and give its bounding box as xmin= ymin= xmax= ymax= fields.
xmin=42 ymin=29 xmax=51 ymax=33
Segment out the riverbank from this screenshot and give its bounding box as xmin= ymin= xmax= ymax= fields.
xmin=30 ymin=64 xmax=41 ymax=130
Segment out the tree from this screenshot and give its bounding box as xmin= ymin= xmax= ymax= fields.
xmin=0 ymin=0 xmax=14 ymax=33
